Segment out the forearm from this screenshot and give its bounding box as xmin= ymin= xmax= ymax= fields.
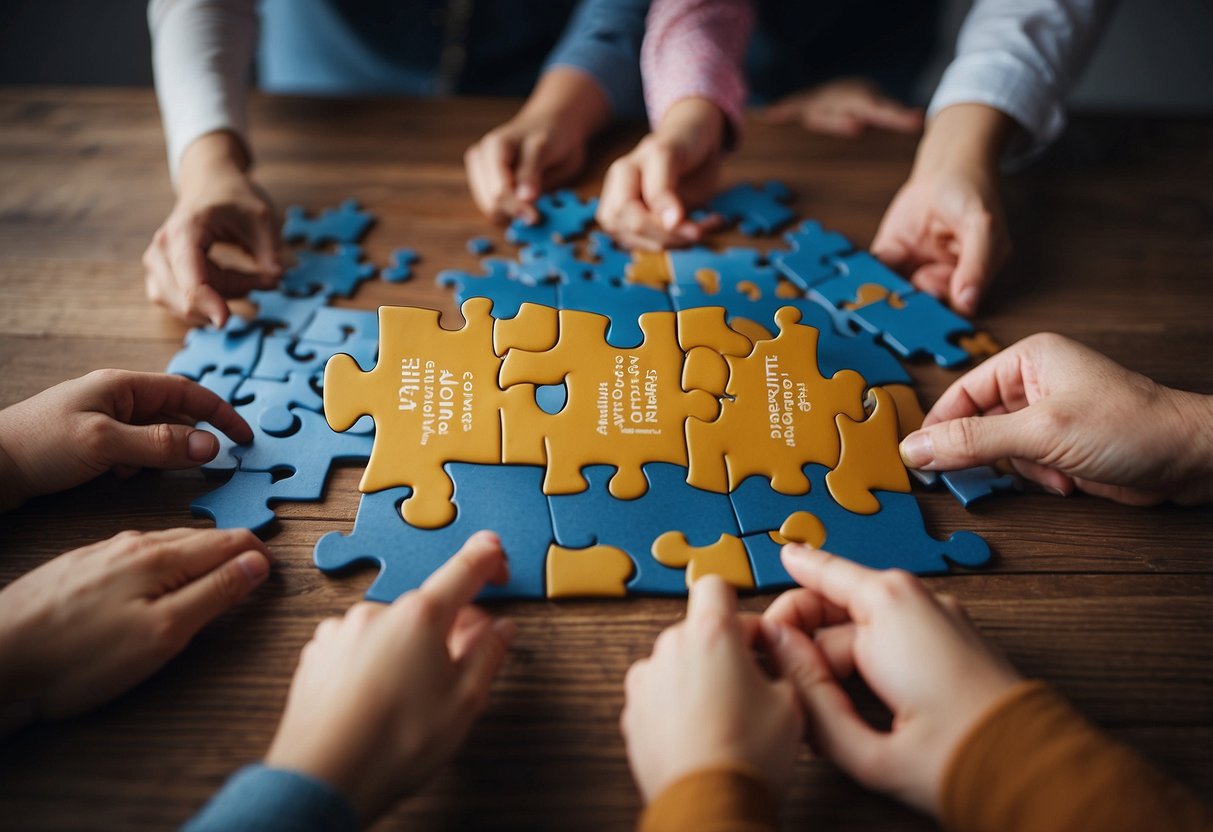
xmin=518 ymin=67 xmax=611 ymax=145
xmin=544 ymin=0 xmax=648 ymax=119
xmin=1161 ymin=388 xmax=1213 ymax=504
xmin=0 ymin=409 xmax=32 ymax=512
xmin=915 ymin=104 xmax=1015 ymax=178
xmin=148 ymin=0 xmax=259 ymax=186
xmin=942 ymin=681 xmax=1213 ymax=832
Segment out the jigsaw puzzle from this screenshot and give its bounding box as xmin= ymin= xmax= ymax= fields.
xmin=170 ymin=185 xmax=1007 ymax=601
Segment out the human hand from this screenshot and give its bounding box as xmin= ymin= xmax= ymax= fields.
xmin=621 ymin=576 xmax=803 ymax=804
xmin=143 ymin=131 xmax=282 ymax=328
xmin=0 ymin=369 xmax=253 ymax=511
xmin=264 ymin=532 xmax=516 ymax=824
xmin=0 ymin=528 xmax=271 ymax=734
xmin=465 ymin=68 xmax=608 ymax=225
xmin=596 ymin=97 xmax=726 ymax=251
xmin=762 ymin=545 xmax=1021 ymax=816
xmin=899 ymin=333 xmax=1213 ymax=505
xmin=871 ymin=104 xmax=1014 ymax=316
xmin=760 ymin=78 xmax=923 ymax=137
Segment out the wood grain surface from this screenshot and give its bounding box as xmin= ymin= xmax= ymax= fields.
xmin=0 ymin=89 xmax=1210 ymax=831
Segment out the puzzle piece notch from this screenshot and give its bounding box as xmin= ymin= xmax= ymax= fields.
xmin=850 ymin=290 xmax=974 ymax=368
xmin=771 ymin=220 xmax=853 ymax=289
xmin=324 ymin=298 xmax=507 ymax=529
xmin=492 ymin=302 xmax=559 ymax=357
xmin=381 ymin=248 xmax=419 ymax=283
xmin=545 ymin=544 xmax=635 ymax=599
xmin=283 ymin=199 xmax=374 ymax=246
xmin=248 ymin=289 xmax=328 ymax=336
xmin=651 ymin=532 xmax=755 ymax=590
xmin=192 ymin=469 xmax=328 ymax=533
xmin=167 ymin=318 xmax=265 ymax=380
xmin=282 ymin=246 xmax=376 ymax=298
xmin=707 ymin=181 xmax=794 ymax=235
xmin=557 ymin=273 xmax=672 ymax=348
xmin=506 ymin=190 xmax=598 ymax=246
xmin=437 ymin=259 xmax=558 ymax=319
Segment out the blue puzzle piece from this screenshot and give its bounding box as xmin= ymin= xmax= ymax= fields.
xmin=283 ymin=199 xmax=374 ymax=246
xmin=437 ymin=259 xmax=558 ymax=318
xmin=506 ymin=190 xmax=598 ymax=246
xmin=192 ymin=469 xmax=329 ymax=532
xmin=549 ymin=463 xmax=738 ymax=596
xmin=314 ymin=464 xmax=554 ymax=601
xmin=729 ymin=464 xmax=991 ymax=587
xmin=781 ymin=298 xmax=912 ymax=385
xmin=849 ymin=291 xmax=974 ymax=367
xmin=252 ymin=335 xmax=376 ymax=381
xmin=281 ymin=246 xmax=375 ymax=298
xmin=558 ymin=274 xmax=671 ymax=347
xmin=670 ymin=278 xmax=788 ymax=338
xmin=230 ymin=407 xmax=373 ymax=476
xmin=466 ymin=236 xmax=493 ymax=256
xmin=234 ymin=372 xmax=324 ymax=436
xmin=381 ymin=248 xmax=419 ymax=283
xmin=168 ymin=318 xmax=264 ymax=379
xmin=667 ymin=246 xmax=778 ymax=290
xmin=771 ymin=220 xmax=852 ymax=289
xmin=809 ymin=252 xmax=914 ymax=307
xmin=516 ymin=241 xmax=595 ymax=285
xmin=195 ymin=368 xmax=246 ymax=402
xmin=535 ymin=383 xmax=567 ymax=414
xmin=939 ymin=466 xmax=1022 ymax=508
xmin=585 ymin=231 xmax=631 ymax=283
xmin=707 ymin=182 xmax=794 ymax=235
xmin=299 ymin=306 xmax=379 ymax=344
xmin=248 ymin=289 xmax=328 ymax=337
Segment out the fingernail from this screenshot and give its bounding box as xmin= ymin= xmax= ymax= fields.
xmin=472 ymin=530 xmax=502 ymax=550
xmin=958 ymin=287 xmax=978 ymax=314
xmin=516 ymin=184 xmax=537 ymax=201
xmin=1045 ymin=485 xmax=1067 ymax=497
xmin=899 ymin=432 xmax=935 ymax=469
xmin=187 ymin=430 xmax=218 ymax=461
xmin=493 ymin=617 xmax=518 ymax=642
xmin=661 ymin=207 xmax=680 ymax=230
xmin=237 ymin=550 xmax=270 ymax=581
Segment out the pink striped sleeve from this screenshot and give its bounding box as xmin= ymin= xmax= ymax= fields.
xmin=641 ymin=0 xmax=754 ymax=145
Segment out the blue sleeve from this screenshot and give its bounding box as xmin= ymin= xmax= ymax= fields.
xmin=543 ymin=0 xmax=651 ymax=118
xmin=183 ymin=764 xmax=359 ymax=832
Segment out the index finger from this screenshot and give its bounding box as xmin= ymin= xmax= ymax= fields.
xmin=686 ymin=574 xmax=739 ymax=623
xmin=120 ymin=372 xmax=253 ymax=445
xmin=778 ymin=545 xmax=879 ymax=625
xmin=921 ymin=344 xmax=1031 ymax=427
xmin=413 ymin=531 xmax=509 ymax=631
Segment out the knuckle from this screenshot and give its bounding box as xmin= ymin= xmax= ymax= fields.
xmin=211 ymin=560 xmax=247 ymax=603
xmin=946 ymin=416 xmax=981 ymax=456
xmin=147 ymin=421 xmax=178 ymax=457
xmin=147 ymin=610 xmax=187 ymax=659
xmin=404 ymin=591 xmax=441 ymax=626
xmin=346 ymin=602 xmax=380 ymax=628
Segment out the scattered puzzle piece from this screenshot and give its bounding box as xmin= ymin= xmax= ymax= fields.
xmin=282 ymin=246 xmax=376 ymax=298
xmin=651 ymin=532 xmax=755 ymax=589
xmin=381 ymin=248 xmax=419 ymax=283
xmin=545 ymin=544 xmax=635 ymax=598
xmin=283 ymin=199 xmax=374 ymax=246
xmin=168 ymin=318 xmax=264 ymax=379
xmin=940 ymin=466 xmax=1022 ymax=508
xmin=707 ymin=182 xmax=794 ymax=235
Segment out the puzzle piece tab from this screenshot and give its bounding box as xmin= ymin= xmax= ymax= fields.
xmin=707 ymin=182 xmax=794 ymax=235
xmin=850 ymin=291 xmax=974 ymax=367
xmin=282 ymin=246 xmax=376 ymax=298
xmin=507 ymin=190 xmax=598 ymax=246
xmin=283 ymin=199 xmax=374 ymax=246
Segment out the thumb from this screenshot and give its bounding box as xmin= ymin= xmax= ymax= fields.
xmin=899 ymin=409 xmax=1042 ymax=471
xmin=763 ymin=620 xmax=883 ymax=773
xmin=640 ymin=145 xmax=683 ymax=230
xmin=106 ymin=422 xmax=222 ymax=471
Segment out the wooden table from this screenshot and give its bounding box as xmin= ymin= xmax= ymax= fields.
xmin=0 ymin=90 xmax=1210 ymax=830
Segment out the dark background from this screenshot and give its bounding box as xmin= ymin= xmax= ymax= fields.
xmin=1 ymin=0 xmax=1211 ymax=114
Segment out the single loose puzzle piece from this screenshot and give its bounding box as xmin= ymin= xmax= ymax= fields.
xmin=939 ymin=466 xmax=1022 ymax=508
xmin=313 ymin=463 xmax=553 ymax=601
xmin=558 ymin=274 xmax=672 ymax=348
xmin=324 ymin=298 xmax=507 ymax=528
xmin=625 ymin=250 xmax=673 ymax=289
xmin=651 ymin=532 xmax=755 ymax=590
xmin=437 ymin=259 xmax=558 ymax=318
xmin=850 ymin=290 xmax=974 ymax=368
xmin=548 ymin=462 xmax=739 ymax=595
xmin=282 ymin=246 xmax=376 ymax=298
xmin=249 ymin=289 xmax=328 ymax=336
xmin=466 ymin=237 xmax=493 ymax=256
xmin=168 ymin=318 xmax=264 ymax=379
xmin=771 ymin=220 xmax=852 ymax=289
xmin=192 ymin=468 xmax=330 ymax=532
xmin=685 ymin=306 xmax=867 ymax=495
xmin=825 ymin=387 xmax=911 ymax=514
xmin=545 ymin=544 xmax=635 ymax=599
xmin=732 ymin=464 xmax=992 ymax=588
xmin=381 ymin=248 xmax=419 ymax=283
xmin=283 ymin=199 xmax=374 ymax=246
xmin=506 ymin=190 xmax=598 ymax=246
xmin=585 ymin=232 xmax=631 ymax=283
xmin=707 ymin=181 xmax=794 ymax=235
xmin=500 ymin=309 xmax=719 ymax=498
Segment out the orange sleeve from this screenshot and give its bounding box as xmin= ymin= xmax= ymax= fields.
xmin=942 ymin=680 xmax=1213 ymax=832
xmin=638 ymin=764 xmax=778 ymax=832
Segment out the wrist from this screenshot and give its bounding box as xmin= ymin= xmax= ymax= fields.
xmin=914 ymin=103 xmax=1012 ymax=180
xmin=519 ymin=67 xmax=610 ymax=144
xmin=177 ymin=131 xmax=251 ymax=198
xmin=0 ymin=418 xmax=31 ymax=511
xmin=1162 ymin=388 xmax=1213 ymax=494
xmin=656 ymin=97 xmax=726 ymax=164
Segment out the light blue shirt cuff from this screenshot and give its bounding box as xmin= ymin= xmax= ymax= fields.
xmin=543 ymin=0 xmax=648 ymax=118
xmin=183 ymin=764 xmax=358 ymax=832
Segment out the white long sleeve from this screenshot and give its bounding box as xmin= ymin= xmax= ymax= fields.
xmin=928 ymin=0 xmax=1116 ymax=157
xmin=148 ymin=0 xmax=259 ymax=184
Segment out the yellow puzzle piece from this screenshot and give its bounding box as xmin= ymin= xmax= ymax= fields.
xmin=826 ymin=387 xmax=911 ymax=514
xmin=545 ymin=544 xmax=636 ymax=598
xmin=651 ymin=531 xmax=755 ymax=590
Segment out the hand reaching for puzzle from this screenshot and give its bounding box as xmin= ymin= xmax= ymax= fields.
xmin=762 ymin=545 xmax=1022 ymax=817
xmin=871 ymin=104 xmax=1013 ymax=316
xmin=264 ymin=532 xmax=516 ymax=824
xmin=0 ymin=370 xmax=253 ymax=511
xmin=143 ymin=132 xmax=283 ymax=327
xmin=0 ymin=528 xmax=270 ymax=735
xmin=596 ymin=97 xmax=726 ymax=251
xmin=621 ymin=576 xmax=803 ymax=804
xmin=465 ymin=68 xmax=607 ymax=226
xmin=760 ymin=78 xmax=924 ymax=137
xmin=900 ymin=333 xmax=1213 ymax=505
